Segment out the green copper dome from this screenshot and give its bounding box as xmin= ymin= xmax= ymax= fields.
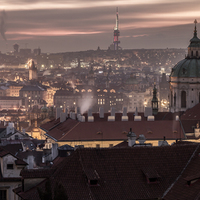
xmin=171 ymin=59 xmax=200 ymax=78
xmin=171 ymin=20 xmax=200 ymax=78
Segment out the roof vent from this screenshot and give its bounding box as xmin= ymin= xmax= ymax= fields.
xmin=147 ymin=116 xmax=155 ymax=121
xmin=88 ymin=116 xmax=94 ymax=122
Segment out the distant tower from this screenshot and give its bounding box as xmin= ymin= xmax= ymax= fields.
xmin=29 ymin=61 xmax=38 ymax=80
xmin=88 ymin=65 xmax=95 ymax=86
xmin=113 ymin=7 xmax=120 ymax=51
xmin=151 ymin=83 xmax=158 ymax=115
xmin=13 ymin=43 xmax=19 ymax=53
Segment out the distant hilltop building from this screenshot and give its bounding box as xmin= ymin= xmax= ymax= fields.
xmin=29 ymin=60 xmax=38 ymax=80
xmin=169 ymin=20 xmax=200 ymax=112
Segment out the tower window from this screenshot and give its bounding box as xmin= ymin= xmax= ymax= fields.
xmin=181 ymin=91 xmax=186 ymax=108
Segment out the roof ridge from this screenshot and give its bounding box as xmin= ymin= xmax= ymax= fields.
xmin=59 ymin=121 xmax=81 ymax=140
xmin=162 ymin=143 xmax=200 ymax=198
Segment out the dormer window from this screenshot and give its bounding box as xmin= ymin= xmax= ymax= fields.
xmin=182 ymin=68 xmax=186 ymax=75
xmin=142 ymin=168 xmax=160 ymax=184
xmin=184 ymin=173 xmax=200 ymax=186
xmin=85 ymin=168 xmax=100 ymax=187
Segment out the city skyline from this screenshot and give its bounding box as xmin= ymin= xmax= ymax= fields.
xmin=0 ymin=0 xmax=200 ymax=53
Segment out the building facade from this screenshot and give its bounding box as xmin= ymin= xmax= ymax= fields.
xmin=170 ymin=20 xmax=200 ymax=112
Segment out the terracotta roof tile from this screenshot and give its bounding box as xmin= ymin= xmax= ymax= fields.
xmin=16 ymin=143 xmax=200 ymax=200
xmin=45 ymin=119 xmax=184 ymax=142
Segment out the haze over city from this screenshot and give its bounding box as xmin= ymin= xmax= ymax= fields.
xmin=0 ymin=0 xmax=200 ymax=53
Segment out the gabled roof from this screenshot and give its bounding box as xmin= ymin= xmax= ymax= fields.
xmin=41 ymin=116 xmax=184 ymax=142
xmin=16 ymin=143 xmax=200 ymax=200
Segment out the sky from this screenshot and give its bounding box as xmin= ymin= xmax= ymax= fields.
xmin=0 ymin=0 xmax=200 ymax=53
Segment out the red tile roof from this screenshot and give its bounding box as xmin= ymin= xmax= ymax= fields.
xmin=16 ymin=143 xmax=200 ymax=200
xmin=43 ymin=117 xmax=184 ymax=142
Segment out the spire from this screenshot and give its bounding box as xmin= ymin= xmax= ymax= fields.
xmin=151 ymin=83 xmax=158 ymax=115
xmin=194 ymin=19 xmax=197 ymax=38
xmin=115 ymin=7 xmax=119 ymax=31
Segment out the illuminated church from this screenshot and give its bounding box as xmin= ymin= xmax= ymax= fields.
xmin=169 ymin=20 xmax=200 ymax=112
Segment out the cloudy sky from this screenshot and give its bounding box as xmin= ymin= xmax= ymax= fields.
xmin=0 ymin=0 xmax=200 ymax=53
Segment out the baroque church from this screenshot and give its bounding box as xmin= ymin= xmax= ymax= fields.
xmin=169 ymin=20 xmax=200 ymax=112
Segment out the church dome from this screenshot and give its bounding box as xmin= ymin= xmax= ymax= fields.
xmin=41 ymin=105 xmax=48 ymax=113
xmin=171 ymin=59 xmax=200 ymax=78
xmin=171 ymin=20 xmax=200 ymax=78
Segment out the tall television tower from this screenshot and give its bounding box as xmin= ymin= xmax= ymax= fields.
xmin=113 ymin=7 xmax=120 ymax=51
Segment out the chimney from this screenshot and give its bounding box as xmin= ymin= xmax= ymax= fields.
xmin=99 ymin=107 xmax=104 ymax=118
xmin=158 ymin=137 xmax=169 ymax=146
xmin=176 ymin=115 xmax=179 ymax=121
xmin=144 ymin=107 xmax=152 ymax=117
xmin=76 ymin=107 xmax=81 ymax=115
xmin=88 ymin=108 xmax=92 ymax=116
xmin=6 ymin=122 xmax=15 ymax=135
xmin=135 ymin=107 xmax=138 ymax=116
xmin=134 ymin=116 xmax=141 ymax=121
xmin=71 ymin=112 xmax=76 ymax=120
xmin=56 ymin=107 xmax=62 ymax=120
xmin=138 ymin=134 xmax=146 ymax=144
xmin=80 ymin=116 xmax=85 ymax=122
xmin=65 ymin=108 xmax=68 ymax=117
xmin=123 ymin=107 xmax=127 ymax=116
xmin=22 ymin=128 xmax=25 ymax=135
xmin=60 ymin=112 xmax=66 ymax=123
xmin=77 ymin=114 xmax=81 ymax=121
xmin=111 ymin=107 xmax=115 ymax=116
xmin=88 ymin=116 xmax=94 ymax=122
xmin=127 ymin=128 xmax=137 ymax=147
xmin=51 ymin=143 xmax=58 ymax=160
xmin=147 ymin=116 xmax=155 ymax=121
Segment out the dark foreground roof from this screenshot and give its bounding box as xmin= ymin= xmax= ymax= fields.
xmin=16 ymin=143 xmax=200 ymax=200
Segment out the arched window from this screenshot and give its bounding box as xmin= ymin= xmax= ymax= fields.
xmin=171 ymin=91 xmax=173 ymax=107
xmin=191 ymin=51 xmax=193 ymax=57
xmin=174 ymin=93 xmax=176 ymax=107
xmin=181 ymin=91 xmax=186 ymax=108
xmin=196 ymin=51 xmax=199 ymax=57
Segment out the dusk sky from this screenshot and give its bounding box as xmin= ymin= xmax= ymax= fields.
xmin=1 ymin=0 xmax=200 ymax=53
